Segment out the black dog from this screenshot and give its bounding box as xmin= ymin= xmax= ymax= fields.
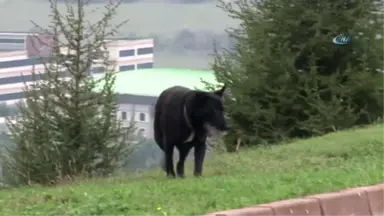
xmin=153 ymin=85 xmax=228 ymax=178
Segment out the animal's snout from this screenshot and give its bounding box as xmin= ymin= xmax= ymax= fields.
xmin=217 ymin=117 xmax=229 ymax=131
xmin=217 ymin=122 xmax=229 ymax=132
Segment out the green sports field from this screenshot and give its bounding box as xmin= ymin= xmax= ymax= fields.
xmin=95 ymin=68 xmax=219 ymax=96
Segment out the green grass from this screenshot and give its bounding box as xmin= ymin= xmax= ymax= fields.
xmin=0 ymin=124 xmax=383 ymax=215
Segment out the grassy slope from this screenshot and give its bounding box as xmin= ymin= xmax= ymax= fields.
xmin=0 ymin=124 xmax=383 ymax=215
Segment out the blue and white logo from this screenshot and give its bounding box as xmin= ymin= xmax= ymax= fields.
xmin=332 ymin=34 xmax=352 ymax=45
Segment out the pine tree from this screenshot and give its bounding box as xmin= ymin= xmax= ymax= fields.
xmin=1 ymin=0 xmax=137 ymax=185
xmin=210 ymin=0 xmax=383 ymax=149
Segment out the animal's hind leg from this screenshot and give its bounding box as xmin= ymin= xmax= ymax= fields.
xmin=160 ymin=154 xmax=166 ymax=172
xmin=164 ymin=138 xmax=176 ymax=178
xmin=154 ymin=113 xmax=165 ymax=171
xmin=154 ymin=113 xmax=163 ymax=151
xmin=176 ymin=145 xmax=192 ymax=178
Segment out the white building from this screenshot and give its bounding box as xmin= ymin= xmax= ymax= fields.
xmin=0 ymin=32 xmax=154 ymax=104
xmin=0 ymin=32 xmax=220 ymax=140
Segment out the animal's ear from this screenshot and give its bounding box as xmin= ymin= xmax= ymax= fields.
xmin=214 ymin=84 xmax=226 ymax=97
xmin=193 ymin=91 xmax=209 ymax=107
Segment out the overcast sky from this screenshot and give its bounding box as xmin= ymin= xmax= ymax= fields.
xmin=0 ymin=0 xmax=239 ymax=37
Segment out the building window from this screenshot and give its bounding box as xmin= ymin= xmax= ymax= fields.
xmin=0 ymin=72 xmax=67 ymax=85
xmin=0 ymin=57 xmax=49 ymax=69
xmin=0 ymin=43 xmax=25 ymax=52
xmin=138 ymin=128 xmax=146 ymax=137
xmin=139 ymin=113 xmax=146 ymax=122
xmin=137 ymin=62 xmax=153 ymax=69
xmin=119 ymin=49 xmax=135 ymax=57
xmin=121 ymin=111 xmax=127 ymax=120
xmin=119 ymin=65 xmax=135 ymax=71
xmin=92 ymin=66 xmax=104 ymax=74
xmin=122 ymin=126 xmax=130 ymax=133
xmin=0 ymin=38 xmax=25 ymax=43
xmin=0 ymin=92 xmax=24 ymax=102
xmin=120 ymin=126 xmax=131 ymax=140
xmin=137 ymin=47 xmax=153 ymax=55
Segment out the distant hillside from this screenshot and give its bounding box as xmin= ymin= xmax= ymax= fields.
xmin=51 ymin=0 xmax=217 ymax=3
xmin=0 ymin=0 xmax=239 ymax=36
xmin=0 ymin=0 xmax=237 ymax=69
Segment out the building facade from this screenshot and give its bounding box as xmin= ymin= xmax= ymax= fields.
xmin=0 ymin=32 xmax=28 ymax=52
xmin=0 ymin=31 xmax=156 ymax=138
xmin=0 ymin=94 xmax=158 ymax=139
xmin=0 ymin=32 xmax=154 ymax=105
xmin=116 ymin=94 xmax=157 ymax=139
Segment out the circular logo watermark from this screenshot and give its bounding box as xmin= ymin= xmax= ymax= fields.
xmin=332 ymin=34 xmax=352 ymax=45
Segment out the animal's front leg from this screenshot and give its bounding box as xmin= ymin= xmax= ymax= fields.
xmin=193 ymin=142 xmax=207 ymax=177
xmin=176 ymin=145 xmax=192 ymax=178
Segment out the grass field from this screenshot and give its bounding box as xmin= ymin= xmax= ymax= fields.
xmin=0 ymin=124 xmax=383 ymax=215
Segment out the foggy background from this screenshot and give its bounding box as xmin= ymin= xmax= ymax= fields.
xmin=0 ymin=0 xmax=239 ymax=69
xmin=0 ymin=0 xmax=233 ymax=179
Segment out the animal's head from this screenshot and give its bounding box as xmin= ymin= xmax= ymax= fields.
xmin=193 ymin=85 xmax=229 ymax=137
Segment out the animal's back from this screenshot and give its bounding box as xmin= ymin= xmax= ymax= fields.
xmin=154 ymin=86 xmax=191 ymax=151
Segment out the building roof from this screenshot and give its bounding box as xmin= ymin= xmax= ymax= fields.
xmin=96 ymin=68 xmax=219 ymax=97
xmin=117 ymin=94 xmax=158 ymax=106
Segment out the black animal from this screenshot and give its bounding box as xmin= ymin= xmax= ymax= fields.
xmin=154 ymin=85 xmax=229 ymax=178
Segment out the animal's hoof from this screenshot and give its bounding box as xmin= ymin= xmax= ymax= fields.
xmin=167 ymin=174 xmax=176 ymax=179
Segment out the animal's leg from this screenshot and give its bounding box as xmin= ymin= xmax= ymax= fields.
xmin=154 ymin=118 xmax=163 ymax=151
xmin=194 ymin=142 xmax=207 ymax=177
xmin=176 ymin=145 xmax=192 ymax=178
xmin=164 ymin=142 xmax=176 ymax=178
xmin=160 ymin=154 xmax=166 ymax=172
